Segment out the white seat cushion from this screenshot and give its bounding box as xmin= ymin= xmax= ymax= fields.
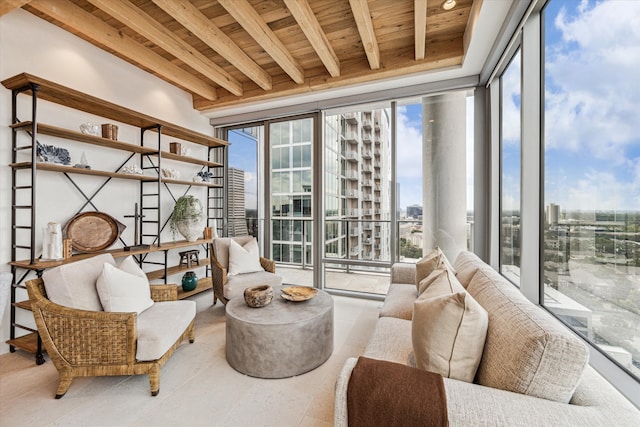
xmin=136 ymin=300 xmax=196 ymax=361
xmin=42 ymin=253 xmax=116 ymax=311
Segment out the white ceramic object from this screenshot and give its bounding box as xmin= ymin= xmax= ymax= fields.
xmin=42 ymin=222 xmax=63 ymax=260
xmin=177 ymin=217 xmax=206 ymax=242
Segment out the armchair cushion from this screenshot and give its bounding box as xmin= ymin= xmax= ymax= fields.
xmin=96 ymin=259 xmax=154 ymax=314
xmin=224 ymin=270 xmax=283 ymax=300
xmin=136 ymin=300 xmax=196 ymax=361
xmin=42 ymin=253 xmax=116 ymax=311
xmin=228 ymin=238 xmax=262 ymax=275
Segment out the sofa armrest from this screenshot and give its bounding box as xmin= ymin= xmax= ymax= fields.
xmin=150 ymin=284 xmax=178 ymax=302
xmin=390 ymin=263 xmax=416 ymax=285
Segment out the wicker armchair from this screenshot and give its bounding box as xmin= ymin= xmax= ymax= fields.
xmin=209 ymin=236 xmax=282 ymax=305
xmin=26 ymin=278 xmax=195 ymax=399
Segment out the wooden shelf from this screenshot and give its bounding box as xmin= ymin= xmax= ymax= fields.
xmin=10 ymin=162 xmax=157 ymax=181
xmin=2 ymin=73 xmax=228 ymax=148
xmin=162 ymin=178 xmax=223 ymax=187
xmin=10 ymin=238 xmax=212 ymax=270
xmin=6 ymin=333 xmax=40 ymax=354
xmin=10 ymin=122 xmax=158 ymax=154
xmin=147 ymin=259 xmax=210 ymax=281
xmin=159 ymin=151 xmax=223 ymax=168
xmin=177 ymin=277 xmax=212 ymax=300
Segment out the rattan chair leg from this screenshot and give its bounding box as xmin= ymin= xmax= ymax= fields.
xmin=188 ymin=325 xmax=195 ymax=343
xmin=148 ymin=365 xmax=160 ymax=396
xmin=55 ymin=374 xmax=74 ymax=399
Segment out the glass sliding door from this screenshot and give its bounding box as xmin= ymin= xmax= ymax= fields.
xmin=269 ymin=116 xmax=314 ymax=286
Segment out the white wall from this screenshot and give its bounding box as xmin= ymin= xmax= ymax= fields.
xmin=0 ymin=9 xmax=216 ymax=354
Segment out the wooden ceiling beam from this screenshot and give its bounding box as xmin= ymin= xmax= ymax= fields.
xmin=0 ymin=0 xmax=30 ymax=17
xmin=217 ymin=0 xmax=305 ymax=85
xmin=151 ymin=0 xmax=272 ymax=92
xmin=283 ymin=0 xmax=340 ymax=78
xmin=414 ymin=0 xmax=427 ymax=60
xmin=348 ymin=0 xmax=380 ymax=70
xmin=26 ymin=0 xmax=218 ymax=101
xmin=87 ymin=0 xmax=242 ymax=96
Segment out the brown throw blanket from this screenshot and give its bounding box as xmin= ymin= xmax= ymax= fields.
xmin=347 ymin=357 xmax=448 ymax=427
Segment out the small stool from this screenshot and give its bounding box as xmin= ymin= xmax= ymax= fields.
xmin=179 ymin=249 xmax=200 ymax=267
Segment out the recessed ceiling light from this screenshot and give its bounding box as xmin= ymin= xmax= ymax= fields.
xmin=442 ymin=0 xmax=456 ymax=10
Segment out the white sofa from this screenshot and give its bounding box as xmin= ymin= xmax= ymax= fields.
xmin=335 ymin=251 xmax=640 ymax=426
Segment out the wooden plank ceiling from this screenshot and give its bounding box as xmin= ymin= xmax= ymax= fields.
xmin=9 ymin=0 xmax=478 ymax=113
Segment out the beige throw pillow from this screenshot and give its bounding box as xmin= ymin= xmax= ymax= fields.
xmin=96 ymin=258 xmax=154 ymax=314
xmin=228 ymin=238 xmax=263 ymax=275
xmin=415 ymin=247 xmax=456 ymax=291
xmin=42 ymin=253 xmax=116 ymax=311
xmin=412 ymin=269 xmax=488 ymax=383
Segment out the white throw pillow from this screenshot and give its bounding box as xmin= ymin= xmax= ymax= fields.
xmin=228 ymin=238 xmax=263 ymax=275
xmin=96 ymin=259 xmax=154 ymax=314
xmin=42 ymin=253 xmax=116 ymax=311
xmin=415 ymin=247 xmax=456 ymax=291
xmin=412 ymin=268 xmax=488 ymax=383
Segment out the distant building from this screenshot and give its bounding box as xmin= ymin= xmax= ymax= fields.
xmin=547 ymin=203 xmax=560 ymax=226
xmin=406 ymin=204 xmax=423 ymax=219
xmin=228 ymin=167 xmax=248 ymax=236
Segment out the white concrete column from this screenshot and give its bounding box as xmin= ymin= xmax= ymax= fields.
xmin=422 ymin=92 xmax=467 ymax=262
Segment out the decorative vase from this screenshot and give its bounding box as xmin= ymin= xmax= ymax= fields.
xmin=244 ymin=285 xmax=274 ymax=308
xmin=181 ymin=271 xmax=198 ymax=292
xmin=176 ymin=216 xmax=206 ymax=242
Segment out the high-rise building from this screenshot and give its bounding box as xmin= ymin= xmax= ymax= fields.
xmin=324 ymin=109 xmax=391 ymax=262
xmin=228 ymin=167 xmax=248 ymax=236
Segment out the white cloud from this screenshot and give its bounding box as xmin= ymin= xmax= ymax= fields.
xmin=396 ymin=106 xmax=423 ymax=181
xmin=545 ymin=0 xmax=640 ymax=165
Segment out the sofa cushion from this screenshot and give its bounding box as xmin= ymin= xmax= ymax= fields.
xmin=42 ymin=253 xmax=116 ymax=311
xmin=453 ymin=251 xmax=486 ymax=288
xmin=379 ymin=284 xmax=416 ymax=320
xmin=467 ymin=267 xmax=588 ymax=403
xmin=416 ymin=247 xmax=456 ymax=291
xmin=96 ymin=260 xmax=154 ymax=315
xmin=212 ymin=236 xmax=254 ymax=270
xmin=136 ymin=300 xmax=196 ymax=361
xmin=228 ymin=238 xmax=263 ymax=275
xmin=412 ymin=269 xmax=488 ymax=382
xmin=364 ymin=316 xmax=414 ymax=366
xmin=224 ymin=270 xmax=283 ymax=300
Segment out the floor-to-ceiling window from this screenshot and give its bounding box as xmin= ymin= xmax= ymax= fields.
xmin=542 ymin=0 xmax=640 ymax=380
xmin=323 ymin=107 xmax=392 ymax=295
xmin=396 ymin=102 xmax=424 ymax=261
xmin=226 ymin=127 xmax=263 ymax=239
xmin=500 ymin=49 xmax=522 ymax=286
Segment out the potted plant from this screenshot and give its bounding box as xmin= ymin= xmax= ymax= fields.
xmin=169 ymin=195 xmax=206 ymax=241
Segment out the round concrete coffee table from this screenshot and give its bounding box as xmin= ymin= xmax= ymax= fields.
xmin=225 ymin=285 xmax=334 ymax=378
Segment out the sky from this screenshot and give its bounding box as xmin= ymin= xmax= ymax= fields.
xmin=502 ymin=0 xmax=640 ymax=212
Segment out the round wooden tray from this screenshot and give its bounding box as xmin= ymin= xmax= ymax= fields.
xmin=281 ymin=286 xmax=318 ymax=302
xmin=63 ymin=212 xmax=125 ymax=253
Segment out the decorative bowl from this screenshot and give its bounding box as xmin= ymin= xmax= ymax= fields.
xmin=244 ymin=285 xmax=274 ymax=308
xmin=281 ymin=286 xmax=318 ymax=302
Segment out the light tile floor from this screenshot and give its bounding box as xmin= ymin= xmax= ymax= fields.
xmin=0 ymin=290 xmax=381 ymax=427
